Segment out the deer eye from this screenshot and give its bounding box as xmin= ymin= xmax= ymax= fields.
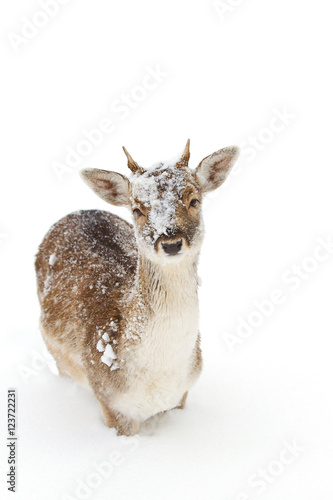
xmin=189 ymin=199 xmax=199 ymax=208
xmin=133 ymin=208 xmax=144 ymax=217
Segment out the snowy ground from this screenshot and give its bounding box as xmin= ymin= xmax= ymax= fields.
xmin=1 ymin=0 xmax=333 ymax=499
xmin=2 ymin=282 xmax=333 ymax=500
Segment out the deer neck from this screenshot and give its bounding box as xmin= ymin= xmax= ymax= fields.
xmin=124 ymin=251 xmax=200 ymax=342
xmin=136 ymin=253 xmax=199 ymax=310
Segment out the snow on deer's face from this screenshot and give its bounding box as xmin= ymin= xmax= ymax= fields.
xmin=80 ymin=142 xmax=240 ymax=264
xmin=130 ymin=161 xmax=204 ymax=263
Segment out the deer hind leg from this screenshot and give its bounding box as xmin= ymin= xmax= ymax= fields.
xmin=159 ymin=391 xmax=189 ymax=414
xmin=40 ymin=329 xmax=68 ymax=376
xmin=173 ymin=391 xmax=188 ymax=410
xmin=99 ymin=401 xmax=140 ymax=436
xmin=40 ymin=325 xmax=89 ymax=387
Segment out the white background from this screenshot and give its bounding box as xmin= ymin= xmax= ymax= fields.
xmin=1 ymin=1 xmax=333 ymax=499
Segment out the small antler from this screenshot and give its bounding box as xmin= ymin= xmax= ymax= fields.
xmin=175 ymin=139 xmax=190 ymax=168
xmin=122 ymin=146 xmax=145 ymax=175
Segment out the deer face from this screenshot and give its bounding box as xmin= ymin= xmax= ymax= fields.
xmin=81 ymin=141 xmax=240 ymax=264
xmin=129 ymin=161 xmax=203 ymax=262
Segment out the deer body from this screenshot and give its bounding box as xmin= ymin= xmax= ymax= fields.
xmin=35 ymin=141 xmax=239 ymax=435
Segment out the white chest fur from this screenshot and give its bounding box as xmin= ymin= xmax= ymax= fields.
xmin=113 ymin=261 xmax=200 ymax=421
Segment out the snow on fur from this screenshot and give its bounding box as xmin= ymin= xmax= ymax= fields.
xmin=130 ymin=159 xmax=188 ymax=243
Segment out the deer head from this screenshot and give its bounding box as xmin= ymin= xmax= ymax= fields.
xmin=80 ymin=141 xmax=240 ymax=263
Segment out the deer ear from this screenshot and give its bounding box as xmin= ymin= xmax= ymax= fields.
xmin=195 ymin=146 xmax=240 ymax=193
xmin=80 ymin=168 xmax=130 ymax=207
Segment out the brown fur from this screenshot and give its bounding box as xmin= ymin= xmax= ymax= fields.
xmin=35 ymin=210 xmax=202 ymax=434
xmin=35 ymin=143 xmax=239 ymax=435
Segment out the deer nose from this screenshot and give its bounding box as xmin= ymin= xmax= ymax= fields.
xmin=161 ymin=240 xmax=182 ymax=255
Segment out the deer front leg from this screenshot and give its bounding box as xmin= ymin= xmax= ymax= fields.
xmin=99 ymin=400 xmax=140 ymax=436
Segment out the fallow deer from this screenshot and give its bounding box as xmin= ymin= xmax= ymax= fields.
xmin=35 ymin=140 xmax=240 ymax=435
